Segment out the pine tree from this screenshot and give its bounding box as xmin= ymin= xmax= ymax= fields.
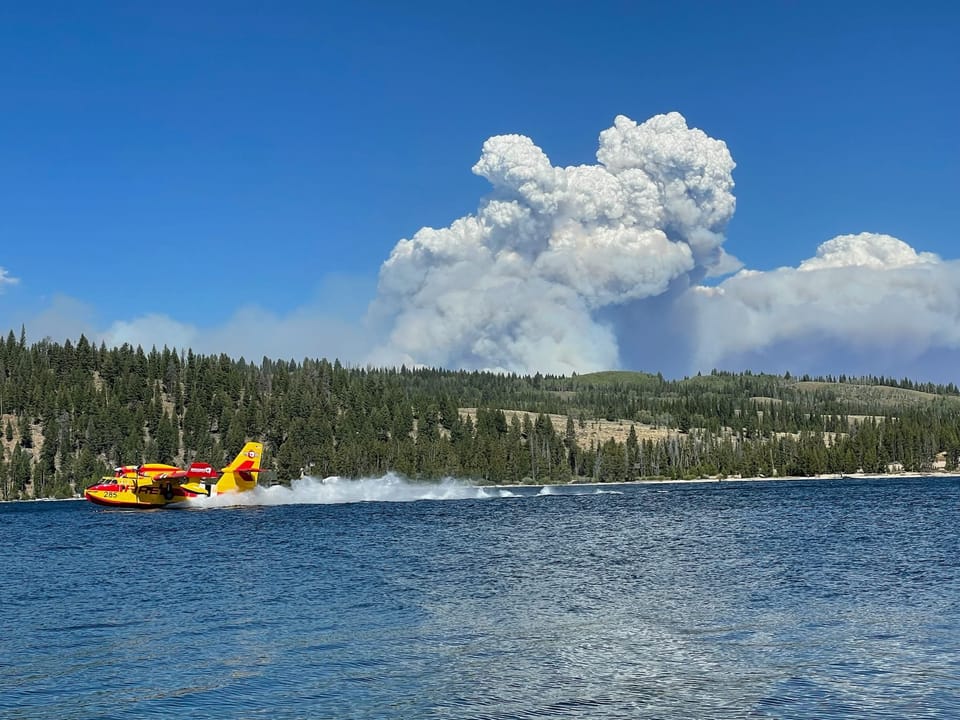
xmin=17 ymin=415 xmax=32 ymax=449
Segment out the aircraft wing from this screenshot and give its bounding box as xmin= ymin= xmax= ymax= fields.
xmin=154 ymin=469 xmax=190 ymax=480
xmin=153 ymin=463 xmax=218 ymax=481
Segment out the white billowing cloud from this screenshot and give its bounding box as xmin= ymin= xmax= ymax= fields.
xmin=369 ymin=111 xmax=960 ymax=381
xmin=687 ymin=232 xmax=960 ymax=375
xmin=0 ymin=267 xmax=19 ymax=290
xmin=370 ymin=112 xmax=738 ymax=374
xmin=534 ymin=223 xmax=694 ymax=307
xmin=596 ymin=113 xmax=737 ymax=264
xmin=798 ymin=232 xmax=940 ymax=271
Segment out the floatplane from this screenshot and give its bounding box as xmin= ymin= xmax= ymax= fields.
xmin=84 ymin=442 xmax=264 ymax=509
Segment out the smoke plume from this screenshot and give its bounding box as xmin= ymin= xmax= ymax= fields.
xmin=369 ymin=112 xmax=738 ymax=374
xmin=370 ymin=114 xmax=960 ymax=381
xmin=687 ymin=233 xmax=960 ymax=376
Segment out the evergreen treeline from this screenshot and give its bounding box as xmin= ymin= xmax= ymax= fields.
xmin=1 ymin=330 xmax=959 ymax=499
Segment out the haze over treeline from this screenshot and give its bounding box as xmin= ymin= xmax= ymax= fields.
xmin=1 ymin=329 xmax=959 ymax=500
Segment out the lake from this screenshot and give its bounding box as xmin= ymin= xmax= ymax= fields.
xmin=2 ymin=475 xmax=959 ymax=719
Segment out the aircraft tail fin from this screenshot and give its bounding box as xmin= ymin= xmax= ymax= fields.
xmin=215 ymin=442 xmax=264 ymax=494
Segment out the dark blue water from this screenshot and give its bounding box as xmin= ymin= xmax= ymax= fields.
xmin=2 ymin=477 xmax=959 ymax=719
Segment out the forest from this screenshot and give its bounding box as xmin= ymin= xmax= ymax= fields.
xmin=1 ymin=328 xmax=959 ymax=499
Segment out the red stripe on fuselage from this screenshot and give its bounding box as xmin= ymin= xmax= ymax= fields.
xmin=84 ymin=491 xmax=196 ymax=508
xmin=84 ymin=493 xmax=146 ymax=509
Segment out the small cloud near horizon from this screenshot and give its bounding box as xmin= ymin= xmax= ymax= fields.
xmin=0 ymin=267 xmax=19 ymax=290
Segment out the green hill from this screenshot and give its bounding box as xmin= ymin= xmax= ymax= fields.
xmin=1 ymin=331 xmax=958 ymax=498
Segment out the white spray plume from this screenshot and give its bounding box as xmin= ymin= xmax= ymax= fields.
xmin=187 ymin=474 xmax=624 ymax=509
xmin=189 ymin=474 xmax=520 ymax=507
xmin=369 ymin=112 xmax=738 ymax=374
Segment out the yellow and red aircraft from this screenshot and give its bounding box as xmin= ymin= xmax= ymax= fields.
xmin=84 ymin=442 xmax=265 ymax=508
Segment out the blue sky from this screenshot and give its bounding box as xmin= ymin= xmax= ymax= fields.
xmin=1 ymin=2 xmax=958 ymax=380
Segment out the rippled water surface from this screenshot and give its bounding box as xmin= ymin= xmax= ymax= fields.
xmin=2 ymin=476 xmax=960 ymax=719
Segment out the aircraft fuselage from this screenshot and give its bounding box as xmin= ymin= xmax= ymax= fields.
xmin=84 ymin=477 xmax=209 ymax=508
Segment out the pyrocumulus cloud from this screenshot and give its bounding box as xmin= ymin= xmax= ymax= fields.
xmin=370 ymin=115 xmax=960 ymax=381
xmin=370 ymin=112 xmax=738 ymax=374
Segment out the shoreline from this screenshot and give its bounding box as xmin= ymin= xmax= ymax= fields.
xmin=639 ymin=470 xmax=960 ymax=485
xmin=491 ymin=470 xmax=960 ymax=489
xmin=5 ymin=470 xmax=960 ymax=503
